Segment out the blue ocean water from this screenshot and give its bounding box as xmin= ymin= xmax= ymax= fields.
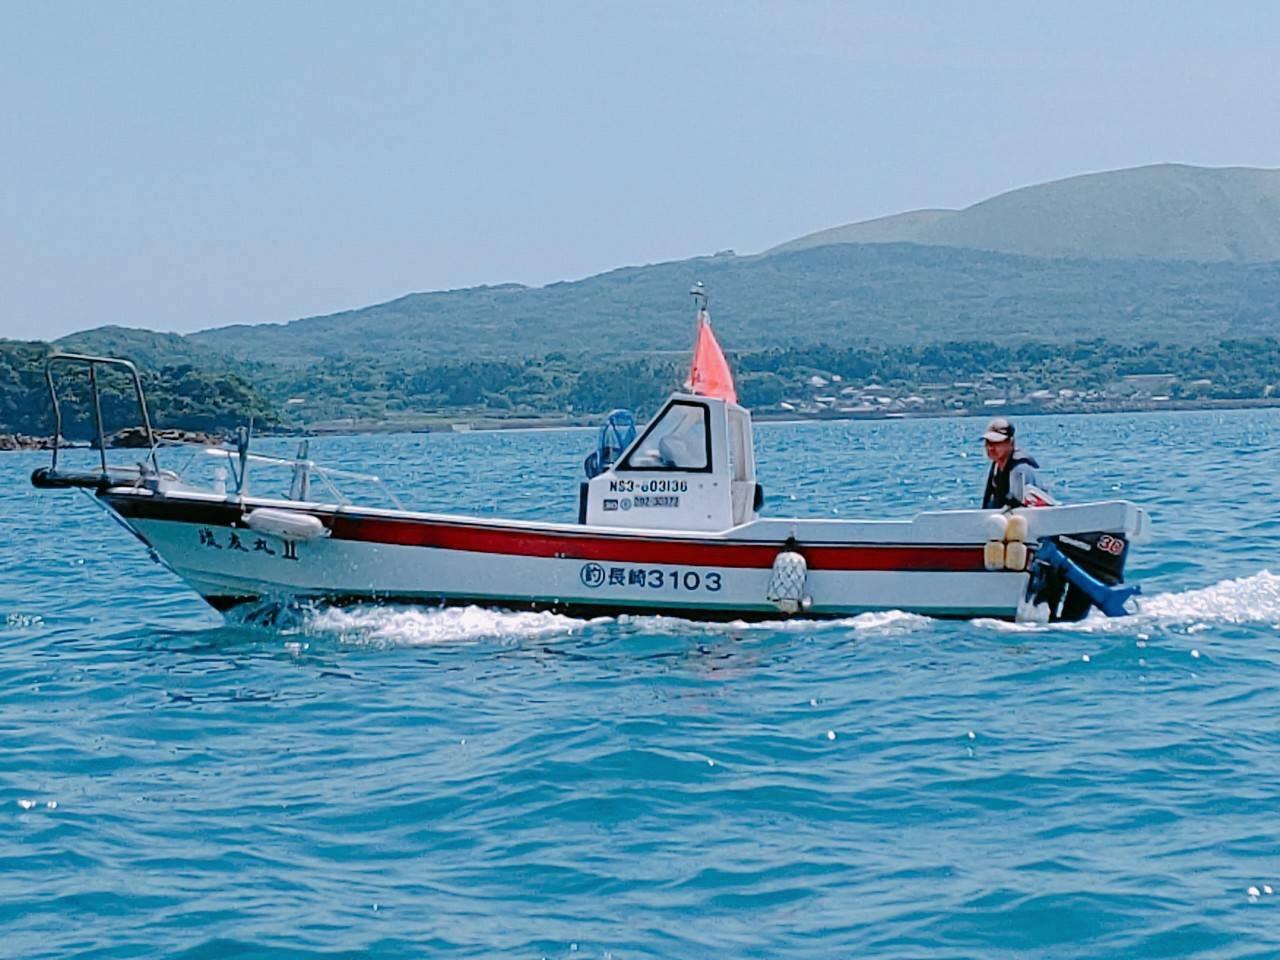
xmin=4 ymin=409 xmax=1280 ymax=958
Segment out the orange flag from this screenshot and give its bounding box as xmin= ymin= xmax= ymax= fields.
xmin=686 ymin=310 xmax=737 ymax=403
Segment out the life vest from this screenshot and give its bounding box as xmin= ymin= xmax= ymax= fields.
xmin=983 ymin=453 xmax=1039 ymax=510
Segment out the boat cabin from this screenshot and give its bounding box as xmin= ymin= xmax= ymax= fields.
xmin=581 ymin=392 xmax=760 ymax=531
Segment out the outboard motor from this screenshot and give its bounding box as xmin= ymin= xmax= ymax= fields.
xmin=1023 ymin=532 xmax=1138 ymax=620
xmin=580 ymin=410 xmax=637 ymax=522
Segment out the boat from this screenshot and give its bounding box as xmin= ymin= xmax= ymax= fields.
xmin=30 ymin=291 xmax=1149 ymax=622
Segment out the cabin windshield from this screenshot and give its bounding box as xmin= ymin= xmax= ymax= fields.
xmin=622 ymin=400 xmax=711 ymax=472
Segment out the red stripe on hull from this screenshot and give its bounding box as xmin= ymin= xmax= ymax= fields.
xmin=331 ymin=515 xmax=984 ymax=572
xmin=106 ymin=493 xmax=988 ymax=573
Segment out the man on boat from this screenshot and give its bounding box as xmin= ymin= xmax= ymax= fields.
xmin=981 ymin=417 xmax=1041 ymax=509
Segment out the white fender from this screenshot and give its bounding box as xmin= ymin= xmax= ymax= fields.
xmin=1004 ymin=541 xmax=1028 ymax=572
xmin=984 ymin=540 xmax=1007 ymax=571
xmin=245 ymin=507 xmax=329 ymax=542
xmin=984 ymin=513 xmax=1009 ymax=541
xmin=767 ymin=550 xmax=810 ymax=614
xmin=1005 ymin=513 xmax=1029 ymax=543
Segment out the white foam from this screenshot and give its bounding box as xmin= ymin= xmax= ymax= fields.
xmin=5 ymin=613 xmax=44 ymax=628
xmin=305 ymin=604 xmax=592 ymax=646
xmin=755 ymin=608 xmax=931 ymax=634
xmin=621 ymin=608 xmax=934 ymax=637
xmin=245 ymin=572 xmax=1280 ymax=647
xmin=976 ymin=570 xmax=1280 ymax=635
xmin=842 ymin=610 xmax=934 ymax=634
xmin=1135 ymin=570 xmax=1280 ymax=625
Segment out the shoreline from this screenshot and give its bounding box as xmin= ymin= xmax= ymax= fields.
xmin=298 ymin=394 xmax=1280 ymax=435
xmin=6 ymin=396 xmax=1280 ymax=449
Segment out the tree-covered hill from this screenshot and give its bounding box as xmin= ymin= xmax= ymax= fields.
xmin=55 ymin=243 xmax=1280 ymax=369
xmin=55 ymin=326 xmax=233 ymax=370
xmin=54 ymin=163 xmax=1280 ymax=370
xmin=0 ymin=340 xmax=279 ymax=440
xmin=14 ymin=162 xmax=1280 ymax=438
xmin=8 ymin=333 xmax=1280 ymax=439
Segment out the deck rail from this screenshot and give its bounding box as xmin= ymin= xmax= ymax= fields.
xmin=42 ymin=353 xmax=159 ymax=482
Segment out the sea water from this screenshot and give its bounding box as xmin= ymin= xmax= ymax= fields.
xmin=3 ymin=409 xmax=1280 ymax=958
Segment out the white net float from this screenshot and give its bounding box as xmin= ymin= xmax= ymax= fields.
xmin=767 ymin=548 xmax=810 ymax=614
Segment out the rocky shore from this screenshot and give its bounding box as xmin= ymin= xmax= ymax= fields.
xmin=0 ymin=434 xmax=55 ymax=451
xmin=1 ymin=428 xmax=225 ymax=451
xmin=105 ymin=427 xmax=224 ymax=448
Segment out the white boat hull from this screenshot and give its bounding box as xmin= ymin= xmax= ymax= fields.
xmin=102 ymin=488 xmax=1146 ymax=621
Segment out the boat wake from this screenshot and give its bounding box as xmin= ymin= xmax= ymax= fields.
xmin=304 ymin=603 xmax=595 ymax=647
xmin=1134 ymin=569 xmax=1280 ymax=624
xmin=716 ymin=608 xmax=934 ymax=636
xmin=220 ymin=573 xmax=1280 ymax=647
xmin=979 ymin=570 xmax=1280 ymax=635
xmin=289 ymin=604 xmax=937 ymax=646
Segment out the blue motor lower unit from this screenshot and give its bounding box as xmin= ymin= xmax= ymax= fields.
xmin=1028 ymin=540 xmax=1140 ymax=618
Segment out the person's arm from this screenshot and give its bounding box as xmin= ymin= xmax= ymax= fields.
xmin=1008 ymin=463 xmax=1039 ymax=506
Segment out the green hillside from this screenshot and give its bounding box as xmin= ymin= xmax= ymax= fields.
xmin=100 ymin=244 xmax=1280 ymax=367
xmin=57 ymin=164 xmax=1280 ymax=371
xmin=17 ymin=161 xmax=1280 ymax=436
xmin=56 ymin=325 xmax=235 ymax=370
xmin=0 ymin=339 xmax=279 ymax=440
xmin=771 ymin=164 xmax=1280 ymax=262
xmin=12 ymin=331 xmax=1280 ymax=438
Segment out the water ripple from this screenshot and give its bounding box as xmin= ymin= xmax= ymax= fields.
xmin=6 ymin=412 xmax=1280 ymax=957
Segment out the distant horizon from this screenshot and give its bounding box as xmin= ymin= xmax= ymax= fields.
xmin=5 ymin=2 xmax=1279 ymax=341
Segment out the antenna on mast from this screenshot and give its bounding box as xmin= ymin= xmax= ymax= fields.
xmin=690 ymin=281 xmax=708 ymax=314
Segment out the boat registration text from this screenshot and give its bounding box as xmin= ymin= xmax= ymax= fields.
xmin=580 ymin=562 xmax=723 ymax=592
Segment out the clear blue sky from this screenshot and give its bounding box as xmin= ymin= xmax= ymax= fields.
xmin=3 ymin=1 xmax=1278 ymax=341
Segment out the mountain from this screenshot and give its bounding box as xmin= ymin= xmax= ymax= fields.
xmin=769 ymin=209 xmax=955 ymax=251
xmin=56 ymin=164 xmax=1280 ymax=370
xmin=157 ymin=243 xmax=1279 ymax=365
xmin=770 ymin=164 xmax=1280 ymax=263
xmin=19 ymin=161 xmax=1280 ymax=433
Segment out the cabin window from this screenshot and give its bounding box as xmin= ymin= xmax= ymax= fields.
xmin=620 ymin=400 xmax=712 ymax=472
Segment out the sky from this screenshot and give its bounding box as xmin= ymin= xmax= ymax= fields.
xmin=3 ymin=1 xmax=1279 ymax=342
